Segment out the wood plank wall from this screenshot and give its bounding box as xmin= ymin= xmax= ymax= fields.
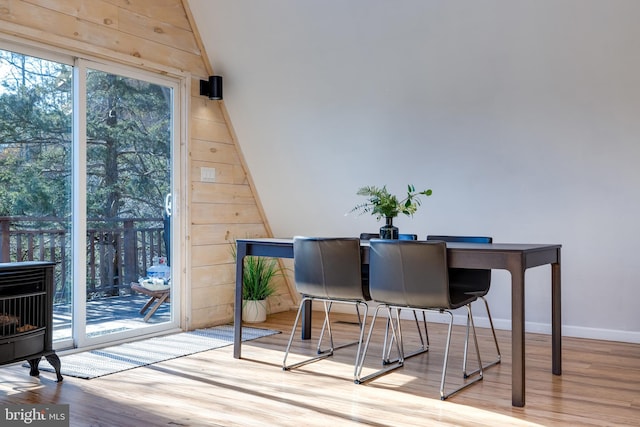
xmin=0 ymin=0 xmax=294 ymax=329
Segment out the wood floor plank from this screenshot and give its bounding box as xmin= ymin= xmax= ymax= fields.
xmin=0 ymin=310 xmax=638 ymax=426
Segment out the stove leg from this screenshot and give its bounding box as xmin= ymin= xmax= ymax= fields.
xmin=45 ymin=353 xmax=63 ymax=382
xmin=27 ymin=357 xmax=41 ymax=377
xmin=27 ymin=354 xmax=63 ymax=382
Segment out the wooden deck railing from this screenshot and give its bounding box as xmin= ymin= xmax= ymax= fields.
xmin=0 ymin=216 xmax=167 ymax=304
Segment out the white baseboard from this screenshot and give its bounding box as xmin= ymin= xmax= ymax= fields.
xmin=463 ymin=316 xmax=640 ymax=344
xmin=559 ymin=325 xmax=640 ymax=344
xmin=308 ymin=304 xmax=640 ymax=344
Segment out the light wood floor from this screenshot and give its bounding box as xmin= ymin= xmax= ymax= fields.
xmin=1 ymin=310 xmax=639 ymax=426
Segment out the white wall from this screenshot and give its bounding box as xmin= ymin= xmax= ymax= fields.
xmin=188 ymin=0 xmax=640 ymax=343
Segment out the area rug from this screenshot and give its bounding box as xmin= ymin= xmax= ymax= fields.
xmin=32 ymin=325 xmax=279 ymax=379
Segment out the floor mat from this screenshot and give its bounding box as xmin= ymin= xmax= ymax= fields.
xmin=32 ymin=325 xmax=279 ymax=379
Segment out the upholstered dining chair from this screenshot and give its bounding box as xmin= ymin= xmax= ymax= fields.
xmin=426 ymin=235 xmax=501 ymax=376
xmin=355 ymin=239 xmax=483 ymax=399
xmin=359 ymin=233 xmax=429 ymax=362
xmin=283 ymin=237 xmax=370 ymax=377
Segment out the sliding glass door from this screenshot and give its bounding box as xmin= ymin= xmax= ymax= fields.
xmin=0 ymin=43 xmax=181 ymax=350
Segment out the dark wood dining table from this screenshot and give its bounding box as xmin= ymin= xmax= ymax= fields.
xmin=233 ymin=238 xmax=562 ymax=407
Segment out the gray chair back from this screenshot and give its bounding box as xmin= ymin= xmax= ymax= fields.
xmin=359 ymin=233 xmax=379 ymax=240
xmin=427 ymin=235 xmax=492 ymax=244
xmin=360 ymin=233 xmax=417 ymax=241
xmin=369 ymin=240 xmax=451 ymax=309
xmin=399 ymin=234 xmax=418 ymax=240
xmin=426 ymin=235 xmax=492 ymax=295
xmin=293 ymin=237 xmax=366 ymax=300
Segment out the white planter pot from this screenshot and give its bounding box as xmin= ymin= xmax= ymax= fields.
xmin=242 ymin=299 xmax=267 ymax=323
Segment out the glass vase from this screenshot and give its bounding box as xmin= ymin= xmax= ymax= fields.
xmin=379 ymin=217 xmax=399 ymax=239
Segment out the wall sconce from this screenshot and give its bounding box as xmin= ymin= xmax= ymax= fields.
xmin=199 ymin=75 xmax=223 ymax=100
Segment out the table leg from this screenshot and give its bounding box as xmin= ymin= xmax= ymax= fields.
xmin=234 ymin=242 xmax=247 ymax=359
xmin=511 ymin=267 xmax=526 ymax=407
xmin=552 ymin=250 xmax=562 ymax=375
xmin=301 ymin=299 xmax=312 ymax=340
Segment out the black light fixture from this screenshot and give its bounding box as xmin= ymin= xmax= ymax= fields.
xmin=199 ymin=75 xmax=223 ymax=100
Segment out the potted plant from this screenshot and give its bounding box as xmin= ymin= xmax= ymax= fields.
xmin=350 ymin=184 xmax=433 ymax=239
xmin=231 ymin=243 xmax=283 ymax=323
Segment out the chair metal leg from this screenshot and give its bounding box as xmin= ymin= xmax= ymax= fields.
xmin=382 ymin=313 xmax=392 ymax=363
xmin=284 ymin=297 xmax=368 ymax=374
xmin=317 ymin=302 xmax=365 ymax=354
xmin=462 ymin=309 xmax=472 ymax=377
xmin=358 ymin=305 xmax=484 ymax=400
xmin=355 ymin=305 xmax=403 ymax=384
xmin=421 ymin=311 xmax=430 ymax=347
xmin=283 ymin=297 xmax=333 ymax=370
xmin=319 ymin=300 xmax=369 ymax=375
xmin=440 ymin=305 xmax=483 ymax=400
xmin=320 ymin=301 xmax=335 ymax=352
xmin=483 ymin=296 xmax=502 ymax=364
xmin=406 ymin=309 xmax=429 ymax=357
xmin=317 ymin=301 xmax=330 ymax=352
xmin=352 ymin=302 xmax=368 ymax=376
xmin=462 ymin=296 xmax=501 ymax=377
xmin=383 ymin=309 xmax=429 ymax=365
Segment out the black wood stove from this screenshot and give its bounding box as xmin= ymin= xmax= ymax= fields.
xmin=0 ymin=261 xmax=62 ymax=381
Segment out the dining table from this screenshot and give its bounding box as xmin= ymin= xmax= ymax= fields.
xmin=233 ymin=237 xmax=562 ymax=407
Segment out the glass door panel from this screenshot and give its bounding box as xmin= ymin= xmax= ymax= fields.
xmin=83 ymin=66 xmax=175 ymax=340
xmin=0 ymin=48 xmax=73 ymax=345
